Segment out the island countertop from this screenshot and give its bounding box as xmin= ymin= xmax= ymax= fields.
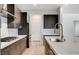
xmin=0 ymin=35 xmax=27 ymax=49
xmin=45 ymin=36 xmax=79 ymax=55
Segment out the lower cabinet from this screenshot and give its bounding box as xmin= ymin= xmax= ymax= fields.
xmin=1 ymin=38 xmax=27 ymax=55
xmin=43 ymin=38 xmax=56 ymax=55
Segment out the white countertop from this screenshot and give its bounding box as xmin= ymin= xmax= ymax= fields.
xmin=45 ymin=36 xmax=79 ymax=55
xmin=0 ymin=35 xmax=27 ymax=49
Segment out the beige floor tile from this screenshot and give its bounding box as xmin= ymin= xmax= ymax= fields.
xmin=22 ymin=41 xmax=45 ymax=55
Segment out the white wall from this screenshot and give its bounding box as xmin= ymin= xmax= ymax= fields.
xmin=63 ymin=4 xmax=79 ymax=14
xmin=62 ymin=14 xmax=79 ymax=37
xmin=59 ymin=5 xmax=79 ymax=38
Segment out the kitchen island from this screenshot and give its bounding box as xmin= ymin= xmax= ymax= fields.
xmin=44 ymin=36 xmax=79 ymax=55
xmin=0 ymin=35 xmax=27 ymax=55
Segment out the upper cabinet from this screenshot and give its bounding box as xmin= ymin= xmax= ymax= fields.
xmin=7 ymin=4 xmax=15 ymax=28
xmin=44 ymin=15 xmax=58 ymax=29
xmin=20 ymin=12 xmax=27 ymax=26
xmin=18 ymin=12 xmax=28 ymax=35
xmin=7 ymin=4 xmax=15 ymax=15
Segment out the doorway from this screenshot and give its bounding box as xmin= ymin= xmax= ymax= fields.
xmin=29 ymin=14 xmax=42 ymax=42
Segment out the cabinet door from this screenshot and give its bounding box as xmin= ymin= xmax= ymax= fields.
xmin=1 ymin=44 xmax=16 ymax=55
xmin=48 ymin=49 xmax=55 ymax=55
xmin=1 ymin=48 xmax=10 ymax=55
xmin=7 ymin=4 xmax=15 ymax=28
xmin=1 ymin=37 xmax=27 ymax=55
xmin=21 ymin=12 xmax=27 ymax=26
xmin=44 ymin=38 xmax=55 ymax=55
xmin=15 ymin=38 xmax=26 ymax=54
xmin=44 ymin=39 xmax=49 ymax=55
xmin=9 ymin=44 xmax=16 ymax=55
xmin=14 ymin=41 xmax=21 ymax=54
xmin=20 ymin=38 xmax=26 ymax=54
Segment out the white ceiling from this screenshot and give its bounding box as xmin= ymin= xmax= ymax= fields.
xmin=1 ymin=4 xmax=79 ymax=13
xmin=16 ymin=4 xmax=61 ymax=12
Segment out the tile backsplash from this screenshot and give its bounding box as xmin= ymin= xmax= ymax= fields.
xmin=42 ymin=29 xmax=60 ymax=35
xmin=1 ymin=16 xmax=8 ymax=38
xmin=0 ymin=15 xmax=18 ymax=38
xmin=8 ymin=29 xmax=18 ymax=37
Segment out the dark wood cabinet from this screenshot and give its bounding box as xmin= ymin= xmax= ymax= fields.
xmin=44 ymin=15 xmax=58 ymax=29
xmin=21 ymin=12 xmax=27 ymax=26
xmin=18 ymin=12 xmax=28 ymax=35
xmin=1 ymin=37 xmax=27 ymax=55
xmin=7 ymin=4 xmax=15 ymax=28
xmin=43 ymin=38 xmax=56 ymax=55
xmin=7 ymin=4 xmax=15 ymax=15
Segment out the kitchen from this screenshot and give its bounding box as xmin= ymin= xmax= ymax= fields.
xmin=0 ymin=4 xmax=79 ymax=55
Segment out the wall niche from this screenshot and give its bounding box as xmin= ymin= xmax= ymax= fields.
xmin=44 ymin=15 xmax=58 ymax=29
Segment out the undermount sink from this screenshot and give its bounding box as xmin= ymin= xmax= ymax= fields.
xmin=50 ymin=38 xmax=65 ymax=42
xmin=1 ymin=37 xmax=17 ymax=42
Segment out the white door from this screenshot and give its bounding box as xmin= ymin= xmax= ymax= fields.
xmin=29 ymin=14 xmax=42 ymax=42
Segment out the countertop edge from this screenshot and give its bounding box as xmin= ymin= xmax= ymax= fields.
xmin=45 ymin=38 xmax=58 ymax=55
xmin=0 ymin=35 xmax=27 ymax=49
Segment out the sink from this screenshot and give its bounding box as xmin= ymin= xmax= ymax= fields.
xmin=50 ymin=38 xmax=65 ymax=42
xmin=1 ymin=37 xmax=17 ymax=42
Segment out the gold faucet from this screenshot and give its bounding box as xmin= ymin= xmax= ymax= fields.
xmin=54 ymin=23 xmax=65 ymax=42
